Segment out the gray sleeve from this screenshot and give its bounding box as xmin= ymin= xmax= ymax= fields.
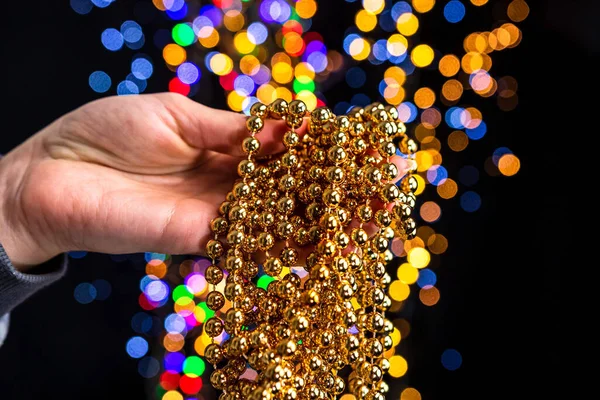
xmin=0 ymin=242 xmax=68 ymax=344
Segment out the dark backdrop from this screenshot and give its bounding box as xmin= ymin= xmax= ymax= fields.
xmin=0 ymin=1 xmax=581 ymax=399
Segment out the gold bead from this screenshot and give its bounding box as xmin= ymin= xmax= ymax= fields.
xmin=238 ymin=159 xmax=256 ymax=178
xmin=331 ymin=131 xmax=349 ymax=146
xmin=311 ymin=106 xmax=332 ymax=125
xmin=365 ymin=166 xmax=382 ymax=184
xmin=277 ymin=196 xmax=295 ymax=214
xmin=323 ymin=187 xmax=343 ymax=207
xmin=401 ymin=174 xmax=419 ymax=193
xmin=280 ymin=247 xmax=298 ymax=265
xmin=210 ymin=370 xmax=229 ymax=391
xmin=206 ymin=265 xmax=224 ymax=285
xmin=242 ymin=136 xmax=261 ymax=153
xmin=210 ymin=217 xmax=228 ymax=234
xmin=350 ymin=121 xmax=366 ymax=136
xmin=270 ymin=98 xmax=289 ymax=119
xmin=246 ymin=115 xmax=264 ymax=134
xmin=335 ymin=115 xmax=351 ymax=131
xmin=374 ymin=209 xmax=392 ymax=227
xmin=381 ymin=162 xmax=398 ymax=180
xmin=243 ymin=235 xmax=259 ymax=253
xmin=327 ymin=145 xmax=347 ymax=164
xmin=282 ymin=152 xmax=299 ymax=169
xmin=206 ymin=291 xmax=225 ymax=310
xmin=228 ymin=205 xmax=247 ymax=222
xmin=259 ymin=211 xmax=275 ymax=228
xmin=205 ymin=317 xmax=224 ymax=337
xmin=308 ymin=165 xmax=324 ymax=180
xmin=379 ymin=141 xmax=396 ymax=157
xmin=385 ymin=105 xmax=399 ymax=120
xmin=250 ymin=101 xmax=269 ymax=117
xmin=257 ymin=232 xmax=275 ymax=250
xmin=351 ymin=228 xmax=369 ymax=245
xmin=334 ymin=231 xmax=350 ymax=248
xmin=225 ymin=255 xmax=244 ymax=272
xmin=224 ymin=282 xmax=244 ymax=300
xmin=289 ymin=99 xmax=307 ymax=116
xmin=205 ymin=343 xmax=223 ymax=365
xmin=377 ymin=121 xmax=396 ymax=137
xmin=316 ymin=239 xmax=338 ymax=257
xmin=283 ymin=130 xmax=300 ymax=148
xmin=319 ymin=213 xmax=340 ymax=231
xmin=227 ymin=230 xmax=245 ymax=246
xmin=404 ymin=218 xmax=417 ymax=239
xmin=264 ymin=257 xmax=283 ymax=277
xmin=206 ymin=239 xmax=224 ymax=259
xmin=348 ymin=106 xmax=364 ymax=121
xmin=279 ymin=174 xmax=296 ymax=191
xmin=379 ymin=183 xmax=400 ymax=202
xmin=350 ymin=137 xmax=368 ymax=155
xmin=276 ymin=221 xmax=294 ymax=239
xmin=233 ymin=182 xmax=252 ymax=199
xmin=372 ymin=234 xmax=389 ymax=252
xmin=356 ymin=204 xmax=373 ymax=222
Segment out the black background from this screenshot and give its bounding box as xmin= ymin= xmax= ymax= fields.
xmin=0 ymin=0 xmax=582 ymax=399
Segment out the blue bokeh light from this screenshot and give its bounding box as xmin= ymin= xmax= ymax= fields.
xmin=441 ymin=349 xmax=463 ymax=370
xmin=417 ymin=269 xmax=437 ymax=288
xmin=177 ymin=62 xmax=201 ymax=85
xmin=92 ymin=279 xmax=112 ymax=301
xmin=70 ymin=0 xmax=93 ymax=15
xmin=117 ymin=80 xmax=140 ymax=96
xmin=126 ymin=336 xmax=149 ymax=359
xmin=444 ymin=1 xmax=466 ymax=23
xmin=460 ymin=191 xmax=482 ymax=212
xmin=131 ymin=57 xmax=153 ymax=80
xmin=138 ymin=356 xmax=160 ymax=378
xmin=88 ymin=71 xmax=111 ymax=93
xmin=248 ymin=22 xmax=268 ymax=45
xmin=131 ymin=312 xmax=153 ymax=334
xmin=164 ymin=352 xmax=185 ymax=372
xmin=101 ymin=28 xmax=124 ymax=51
xmin=466 ymin=121 xmax=487 ymax=140
xmin=391 ymin=1 xmax=412 ymax=20
xmin=74 ymin=283 xmax=97 ymax=304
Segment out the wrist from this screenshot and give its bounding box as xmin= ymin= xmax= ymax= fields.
xmin=0 ymin=144 xmax=61 ymax=272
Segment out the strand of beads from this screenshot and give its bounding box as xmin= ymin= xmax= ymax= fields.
xmin=204 ymin=99 xmax=419 ymax=400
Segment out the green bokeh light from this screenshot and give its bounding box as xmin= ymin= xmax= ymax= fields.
xmin=293 ymin=78 xmax=315 ymax=93
xmin=257 ymin=275 xmax=275 ymax=290
xmin=183 ymin=356 xmax=206 ymax=377
xmin=173 ymin=285 xmax=193 ymax=301
xmin=172 ymin=23 xmax=196 ymax=47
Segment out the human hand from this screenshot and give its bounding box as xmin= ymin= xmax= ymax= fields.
xmin=0 ymin=93 xmax=295 ymax=271
xmin=0 ymin=93 xmax=409 ymax=272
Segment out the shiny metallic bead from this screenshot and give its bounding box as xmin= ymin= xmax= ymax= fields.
xmin=206 ymin=239 xmax=224 ymax=259
xmin=323 ymin=187 xmax=343 ymax=207
xmin=366 ymin=166 xmax=382 ymax=184
xmin=243 ymin=235 xmax=259 ymax=253
xmin=374 ymin=209 xmax=392 ymax=227
xmin=210 ymin=217 xmax=228 ymax=234
xmin=350 ymin=121 xmax=366 ymax=136
xmin=289 ymin=99 xmax=307 ymax=116
xmin=327 ymin=145 xmax=347 ymax=164
xmin=319 ymin=213 xmax=340 ymax=231
xmin=333 ymin=256 xmax=350 ymax=273
xmin=246 ymin=115 xmax=264 ymax=133
xmin=228 ymin=205 xmax=247 ymax=222
xmin=381 ymin=162 xmax=398 ymax=180
xmin=269 ymin=98 xmax=289 ymax=119
xmin=204 ymin=343 xmax=223 ymax=365
xmin=210 ymin=370 xmax=229 ymax=391
xmin=276 ymin=221 xmax=294 ymax=239
xmin=225 ymin=255 xmax=244 ymax=272
xmin=242 ymin=136 xmax=261 ymax=153
xmin=260 ymin=212 xmax=275 ymax=228
xmin=401 ymin=174 xmax=419 ymax=193
xmin=205 ymin=317 xmax=224 ymax=337
xmin=325 ymin=166 xmax=345 ymax=184
xmin=334 ymin=231 xmax=350 ymax=248
xmin=282 ymin=152 xmax=299 ymax=169
xmin=307 ymin=183 xmax=323 ymax=200
xmin=283 ymin=130 xmax=300 ymax=148
xmin=250 ymin=102 xmax=269 ymax=117
xmin=224 ymin=282 xmax=244 ymax=300
xmin=206 ymin=265 xmax=224 ymax=285
xmin=206 ymin=290 xmax=225 ymax=311
xmin=331 ymin=131 xmax=349 ymax=146
xmin=404 ymin=218 xmax=417 ymax=239
xmin=311 ymin=106 xmax=332 ymax=125
xmin=356 ymin=204 xmax=373 ymax=222
xmin=335 ymin=115 xmax=351 ymax=131
xmin=351 ymin=228 xmax=369 ymax=245
xmin=348 ymin=253 xmax=363 ymax=270
xmin=237 ymin=159 xmax=256 ymax=178
xmin=264 ymin=257 xmax=283 ymax=276
xmin=377 ymin=121 xmax=396 ymax=137
xmin=279 ymin=174 xmax=296 ymax=191
xmin=379 ymin=183 xmax=400 ymax=202
xmin=379 ymin=141 xmax=396 ymax=157
xmin=372 ymin=234 xmax=389 ymax=252
xmin=385 ymin=105 xmax=399 ymax=120
xmin=400 ymin=137 xmax=418 ymax=154
xmin=227 ymin=230 xmax=245 ymax=246
xmin=257 ymin=232 xmax=275 ymax=250
xmin=233 ymin=182 xmax=251 ymax=199
xmin=350 ymin=137 xmax=368 ymax=155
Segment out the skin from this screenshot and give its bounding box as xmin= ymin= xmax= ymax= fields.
xmin=0 ymin=93 xmax=408 ymax=272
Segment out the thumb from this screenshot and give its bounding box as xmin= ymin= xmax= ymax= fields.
xmin=156 ymin=92 xmax=304 ymax=157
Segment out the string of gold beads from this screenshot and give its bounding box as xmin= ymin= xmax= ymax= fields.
xmin=204 ymin=99 xmax=419 ymax=400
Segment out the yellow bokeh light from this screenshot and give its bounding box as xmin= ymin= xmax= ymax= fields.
xmin=296 ymin=90 xmax=317 ymax=111
xmin=437 ymin=178 xmax=459 ymax=198
xmin=363 ymin=0 xmax=385 ymax=14
xmin=240 ymin=55 xmax=260 ymax=76
xmin=163 ymin=391 xmax=184 ymax=400
xmin=397 ymin=263 xmax=419 ymax=284
xmin=383 ymin=78 xmax=406 ymax=105
xmin=408 ymin=247 xmax=430 ymax=269
xmin=470 ymin=0 xmax=488 ymax=5
xmin=257 ymin=83 xmax=276 ymax=104
xmin=349 ymin=37 xmax=371 ymax=61
xmin=146 ymin=260 xmax=167 ymax=279
xmin=193 ymin=305 xmax=206 ymax=324
xmin=498 ymin=154 xmax=521 ymax=176
xmin=489 ymin=27 xmax=511 ymax=51
xmin=388 ymin=355 xmax=408 ymax=378
xmin=384 ymin=66 xmax=406 ymax=85
xmin=273 ymin=62 xmax=294 ymax=84
xmin=275 ymin=86 xmax=293 ymax=102
xmin=439 ymin=54 xmax=460 ymax=77
xmin=414 ymin=87 xmax=435 ymax=108
xmin=163 ymin=44 xmax=186 ymax=66
xmin=174 ymin=297 xmax=195 ymax=315
xmin=401 ymin=388 xmax=422 ymax=400
xmin=387 ymin=34 xmax=408 ymax=56
xmin=462 ymin=51 xmax=484 ymax=74
xmin=391 ymin=327 xmax=402 ymax=346
xmin=194 ymin=333 xmax=211 ymax=356
xmin=295 ymin=62 xmax=316 ymax=83
xmin=508 ymin=0 xmax=529 ymax=22
xmin=411 ymin=44 xmax=435 ymax=67
xmin=413 ymin=0 xmax=435 ymax=13
xmin=415 ymin=124 xmax=435 ymax=142
xmin=227 ymin=90 xmax=245 ymax=112
xmin=340 ymin=395 xmax=356 ymax=400
xmin=199 ymin=28 xmax=219 ymax=48
xmin=210 ymin=53 xmax=233 ymax=76
xmin=224 ymin=10 xmax=244 ymax=32
xmin=396 ymin=13 xmax=419 ymax=36
xmin=389 ymin=280 xmax=410 ymax=301
xmin=234 ymin=31 xmax=255 ymax=54
xmin=413 ymin=174 xmax=426 ymax=196
xmin=415 ymin=150 xmax=433 ymax=172
xmin=356 ymin=9 xmax=378 ymax=32
xmin=502 ymin=23 xmax=522 ymax=47
xmin=271 ymin=52 xmax=292 ymax=66
xmin=296 ymin=0 xmax=317 ymax=19
xmin=442 ymin=79 xmax=463 ymax=102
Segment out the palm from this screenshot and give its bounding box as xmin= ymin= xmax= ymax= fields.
xmin=18 ymin=94 xmax=285 ymax=257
